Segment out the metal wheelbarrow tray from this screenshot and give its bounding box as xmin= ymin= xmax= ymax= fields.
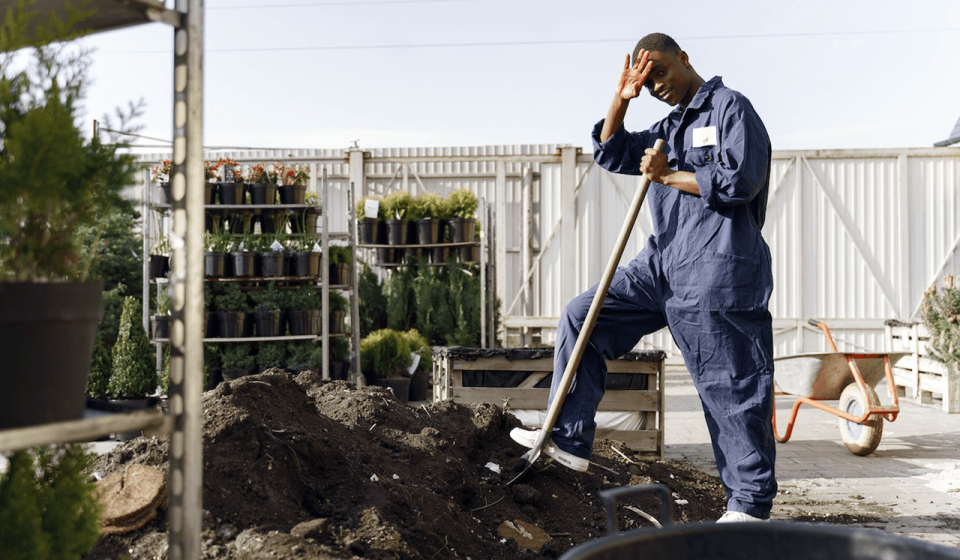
xmin=772 ymin=320 xmax=908 ymax=456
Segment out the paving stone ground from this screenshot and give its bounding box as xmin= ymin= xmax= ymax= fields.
xmin=662 ymin=363 xmax=960 ymax=548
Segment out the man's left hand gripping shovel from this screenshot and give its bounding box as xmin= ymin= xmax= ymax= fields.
xmin=507 ymin=138 xmax=666 ymax=486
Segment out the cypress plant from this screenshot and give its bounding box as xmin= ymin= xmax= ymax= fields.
xmin=86 ymin=335 xmax=112 ymax=399
xmin=108 ymin=296 xmax=157 ymax=399
xmin=0 ymin=451 xmax=49 ymax=559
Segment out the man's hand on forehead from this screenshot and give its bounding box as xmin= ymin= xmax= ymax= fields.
xmin=617 ymin=50 xmax=653 ymax=100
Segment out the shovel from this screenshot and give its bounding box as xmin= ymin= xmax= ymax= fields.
xmin=508 ymin=138 xmax=665 ymax=485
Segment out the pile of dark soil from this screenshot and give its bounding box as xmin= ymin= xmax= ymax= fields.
xmin=85 ymin=369 xmax=727 ymax=559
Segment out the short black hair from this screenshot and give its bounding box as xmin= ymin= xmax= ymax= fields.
xmin=632 ymin=33 xmax=681 ymax=66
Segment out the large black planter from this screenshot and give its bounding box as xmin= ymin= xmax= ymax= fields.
xmin=149 ymin=254 xmax=169 ymax=279
xmin=292 ymin=251 xmax=320 ymax=277
xmin=249 ymin=183 xmax=277 ymax=205
xmin=287 ymin=309 xmax=316 ymax=335
xmin=218 ymin=183 xmax=245 ymax=205
xmin=357 ymin=218 xmax=380 ymax=244
xmin=279 ymin=184 xmax=306 ymax=204
xmin=229 ymin=251 xmax=256 ymax=277
xmin=216 ymin=311 xmax=246 ymax=338
xmin=252 ymin=310 xmax=282 ymax=337
xmin=385 ymin=219 xmax=409 ymax=246
xmin=0 ymin=281 xmax=104 ymax=429
xmin=151 ymin=315 xmax=170 ymax=339
xmin=259 ymin=251 xmax=285 ymax=277
xmin=204 ymin=252 xmax=226 ymax=277
xmin=417 ymin=218 xmax=440 ymax=244
xmin=448 ymin=217 xmax=476 ymax=243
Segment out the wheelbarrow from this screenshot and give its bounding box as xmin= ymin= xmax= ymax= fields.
xmin=772 ymin=320 xmax=907 ymax=456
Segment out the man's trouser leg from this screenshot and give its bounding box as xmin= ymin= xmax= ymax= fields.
xmin=667 ymin=306 xmax=777 ymax=519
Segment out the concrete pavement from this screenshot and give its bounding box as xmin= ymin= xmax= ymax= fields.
xmin=662 ymin=364 xmax=960 ymax=548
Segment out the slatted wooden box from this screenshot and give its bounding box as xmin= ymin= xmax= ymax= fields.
xmin=431 ymin=347 xmax=665 ymax=459
xmin=886 ymin=320 xmax=960 ymax=413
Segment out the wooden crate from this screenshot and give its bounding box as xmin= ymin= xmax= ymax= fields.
xmin=431 ymin=347 xmax=665 ymax=459
xmin=885 ymin=320 xmax=960 ymax=413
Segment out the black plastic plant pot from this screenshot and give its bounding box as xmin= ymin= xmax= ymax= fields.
xmin=357 ymin=218 xmax=380 ymax=244
xmin=290 ymin=208 xmax=319 ymax=234
xmin=330 ymin=310 xmax=346 ymax=334
xmin=230 ymin=251 xmax=256 ymax=277
xmin=378 ymin=247 xmax=402 ymax=265
xmin=149 ymin=254 xmax=169 ymax=279
xmin=249 ymin=183 xmax=278 ymax=205
xmin=410 ymin=369 xmax=430 ymax=401
xmin=292 ymin=251 xmax=320 ymax=277
xmin=330 ymin=263 xmax=349 ymax=285
xmin=219 ymin=183 xmax=245 ymax=205
xmin=287 ymin=309 xmax=315 ymax=335
xmin=252 ymin=311 xmax=282 ymax=337
xmin=385 ymin=219 xmax=409 ymax=246
xmin=204 ymin=252 xmax=226 ymax=277
xmin=216 ymin=311 xmax=246 ymax=338
xmin=259 ymin=251 xmax=285 ymax=277
xmin=417 ymin=218 xmax=439 ymax=244
xmin=151 ymin=315 xmax=170 ymax=339
xmin=279 ymin=184 xmax=306 ymax=204
xmin=431 ymin=247 xmax=449 ymax=264
xmin=228 ymin=213 xmax=252 ymax=235
xmin=459 ymin=245 xmax=477 ymax=263
xmin=310 ymin=309 xmax=323 ymax=334
xmin=204 ymin=312 xmax=218 ymax=338
xmin=205 ymin=183 xmax=216 ymax=204
xmin=256 ymin=210 xmax=279 ymax=234
xmin=447 ymin=217 xmax=476 ymax=243
xmin=376 ymin=377 xmax=410 ymax=403
xmin=0 ymin=281 xmax=104 ymax=429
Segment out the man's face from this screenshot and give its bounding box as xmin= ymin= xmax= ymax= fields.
xmin=643 ymin=50 xmax=693 ymax=107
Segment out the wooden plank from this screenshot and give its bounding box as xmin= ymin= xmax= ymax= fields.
xmin=0 ymin=409 xmax=168 ymax=453
xmin=450 ymin=355 xmax=660 ymax=374
xmin=517 ymin=372 xmax=549 ymax=389
xmin=595 ymin=429 xmax=660 ymax=454
xmin=449 ymin=388 xmax=660 ymax=412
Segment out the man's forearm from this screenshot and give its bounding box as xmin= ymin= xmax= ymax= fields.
xmin=600 ymin=94 xmax=630 ymax=143
xmin=660 ymin=170 xmax=700 ymax=196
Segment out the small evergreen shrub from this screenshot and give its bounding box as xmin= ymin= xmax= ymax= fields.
xmin=108 ymin=296 xmax=157 ymax=399
xmin=360 ymin=329 xmax=412 ymax=379
xmin=86 ymin=336 xmax=112 ymax=399
xmin=256 ymin=342 xmax=287 ymax=371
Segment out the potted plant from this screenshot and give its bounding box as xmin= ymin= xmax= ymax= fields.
xmin=291 ymin=234 xmax=321 ymax=277
xmin=402 ymin=329 xmax=432 ymax=401
xmin=229 ymin=232 xmax=257 ymax=277
xmin=284 ymin=284 xmax=320 ymax=336
xmin=109 ymin=296 xmax=159 ymax=403
xmin=217 ymin=157 xmax=245 ymax=205
xmin=204 ymin=283 xmax=219 ymax=338
xmin=214 ymin=283 xmax=250 ymax=338
xmin=250 ymin=282 xmax=284 ymax=337
xmin=413 ymin=192 xmax=444 ymax=245
xmin=203 ymin=160 xmax=222 ymax=204
xmin=203 ymin=230 xmax=232 ymax=277
xmin=355 ymin=195 xmax=384 ymax=245
xmin=248 ymin=162 xmax=279 ymax=205
xmin=259 ymin=232 xmax=288 ymax=278
xmin=151 ymin=159 xmax=172 ymax=205
xmin=329 ymin=289 xmax=350 ymax=335
xmin=444 ymin=188 xmax=478 ymax=244
xmin=382 ymin=190 xmax=415 ymax=246
xmin=330 ymin=337 xmax=350 ymax=380
xmin=221 ymin=344 xmax=255 ymax=381
xmin=0 ymin=24 xmax=139 ymax=428
xmin=359 ymin=328 xmax=412 ymax=401
xmin=152 ymin=286 xmax=172 ymax=340
xmin=86 ymin=335 xmax=113 ymax=402
xmin=149 ymin=231 xmax=170 ymax=279
xmin=329 ymin=244 xmax=352 ymax=285
xmin=256 ymin=341 xmax=287 ymax=373
xmin=280 ymin=163 xmax=309 ymax=204
xmin=291 ymin=190 xmax=320 ymax=234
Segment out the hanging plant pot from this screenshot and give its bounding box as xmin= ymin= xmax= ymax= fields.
xmin=385 ymin=219 xmax=409 ymax=246
xmin=417 ymin=218 xmax=439 ymax=244
xmin=431 ymin=247 xmax=449 ymax=264
xmin=153 ymin=182 xmax=172 ymax=205
xmin=218 ymin=183 xmax=245 ymax=205
xmin=216 ymin=311 xmax=246 ymax=338
xmin=230 ymin=251 xmax=256 ymax=277
xmin=287 ymin=309 xmax=315 ymax=335
xmin=279 ymin=184 xmax=306 ymax=204
xmin=252 ymin=310 xmax=282 ymax=337
xmin=222 ymin=368 xmax=251 ymax=382
xmin=292 ymin=251 xmax=320 ymax=277
xmin=151 ymin=315 xmax=170 ymax=339
xmin=259 ymin=251 xmax=285 ymax=277
xmin=249 ymin=183 xmax=278 ymax=205
xmin=357 ymin=218 xmax=380 ymax=244
xmin=290 ymin=207 xmax=319 ymax=234
xmin=330 ymin=310 xmax=346 ymax=334
xmin=447 ymin=217 xmax=476 ymax=243
xmin=205 ymin=183 xmax=216 ymax=205
xmin=0 ymin=281 xmax=104 ymax=429
xmin=149 ymin=254 xmax=169 ymax=279
xmin=204 ymin=251 xmax=226 ymax=277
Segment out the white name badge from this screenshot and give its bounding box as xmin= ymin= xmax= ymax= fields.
xmin=692 ymin=126 xmax=718 ymax=148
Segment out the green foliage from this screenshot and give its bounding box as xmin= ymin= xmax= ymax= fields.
xmin=250 ymin=281 xmax=283 ymax=312
xmin=256 ymin=342 xmax=287 ymax=371
xmin=204 ymin=230 xmax=233 ymax=253
xmin=214 ymin=283 xmax=249 ymax=313
xmin=331 ymin=337 xmax=349 ymax=362
xmin=77 ymin=204 xmax=142 ymax=297
xmin=444 ymin=188 xmax=478 ymax=219
xmin=108 ymin=296 xmax=157 ymax=399
xmin=0 ymin=7 xmax=138 ymax=282
xmin=922 ymin=275 xmax=960 ymax=366
xmin=0 ymin=445 xmax=102 ymax=560
xmin=154 ymin=286 xmax=171 ymax=316
xmin=355 ymin=195 xmax=384 ymax=220
xmin=443 ymin=262 xmax=482 ymax=346
xmin=413 ymin=262 xmax=454 ymax=346
xmin=306 ymin=343 xmax=325 ymax=369
xmin=221 ymin=344 xmax=254 ymax=371
xmin=381 ymin=190 xmax=415 ymax=221
xmin=283 ymin=284 xmax=320 ymax=310
xmin=401 ymin=329 xmax=431 ymax=373
xmin=159 ymin=345 xmax=171 ymax=396
xmin=328 ymin=244 xmax=352 ymax=265
xmin=412 ymin=192 xmax=444 ymax=220
xmin=385 ymin=263 xmax=416 ymax=332
xmin=286 ymin=340 xmax=313 ymax=370
xmin=358 ymin=262 xmax=387 ymax=337
xmin=96 ymin=283 xmax=127 ymax=347
xmin=86 ymin=336 xmax=112 ymax=399
xmin=329 ymin=289 xmax=349 ymax=313
xmin=360 ymin=329 xmax=412 ymax=379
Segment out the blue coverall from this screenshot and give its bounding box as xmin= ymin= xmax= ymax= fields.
xmin=549 ymin=76 xmax=777 ymax=518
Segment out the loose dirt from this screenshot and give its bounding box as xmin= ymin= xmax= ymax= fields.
xmin=85 ymin=369 xmax=796 ymax=559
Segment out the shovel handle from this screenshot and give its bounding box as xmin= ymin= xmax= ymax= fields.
xmin=531 ymin=138 xmax=666 ymax=454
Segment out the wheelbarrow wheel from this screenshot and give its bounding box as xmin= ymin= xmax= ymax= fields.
xmin=837 ymin=382 xmax=883 ymax=456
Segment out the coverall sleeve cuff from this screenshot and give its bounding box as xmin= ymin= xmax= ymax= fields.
xmin=695 ymin=166 xmax=719 ymax=210
xmin=591 ymin=119 xmax=627 ymax=153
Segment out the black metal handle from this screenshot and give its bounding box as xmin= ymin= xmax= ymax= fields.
xmin=598 ymin=484 xmax=674 ymax=534
xmin=807 ymin=319 xmax=821 ymax=328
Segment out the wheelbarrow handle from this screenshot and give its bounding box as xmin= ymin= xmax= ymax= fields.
xmin=807 ymin=319 xmax=821 ymax=328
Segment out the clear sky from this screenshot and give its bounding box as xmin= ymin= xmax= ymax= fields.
xmin=77 ymin=0 xmax=960 ymax=152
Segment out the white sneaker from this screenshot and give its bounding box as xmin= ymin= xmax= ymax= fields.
xmin=510 ymin=427 xmax=589 ymax=472
xmin=716 ymin=511 xmax=769 ymax=523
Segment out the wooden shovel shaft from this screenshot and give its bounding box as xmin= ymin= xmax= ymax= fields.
xmin=528 ymin=138 xmax=666 ymax=460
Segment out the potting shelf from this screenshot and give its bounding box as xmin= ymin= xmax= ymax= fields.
xmin=357 ymin=241 xmax=479 ymax=249
xmin=151 ymin=203 xmax=320 ymax=211
xmin=152 ymin=334 xmax=346 ymax=343
xmin=152 ymin=276 xmax=352 ymax=286
xmin=0 ymin=409 xmax=168 ymax=454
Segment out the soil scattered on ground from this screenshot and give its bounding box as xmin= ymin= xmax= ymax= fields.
xmin=86 ymin=369 xmax=731 ymax=559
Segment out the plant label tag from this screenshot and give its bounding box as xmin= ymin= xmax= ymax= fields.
xmin=364 ymin=199 xmax=380 ymax=220
xmin=270 ymin=240 xmax=284 ymax=251
xmin=692 ymin=126 xmax=717 ymax=148
xmin=407 ymin=353 xmax=420 ymax=375
xmin=313 ymin=242 xmax=322 ymax=252
xmin=237 ymin=241 xmax=245 ymax=252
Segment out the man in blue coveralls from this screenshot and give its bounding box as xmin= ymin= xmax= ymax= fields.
xmin=512 ymin=32 xmax=777 ymax=522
